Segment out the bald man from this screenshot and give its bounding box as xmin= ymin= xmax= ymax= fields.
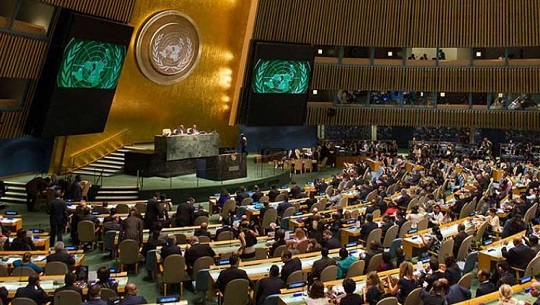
xmin=531 ymin=281 xmax=540 ymax=305
xmin=502 ymin=237 xmax=535 ymax=271
xmin=122 ymin=283 xmax=147 ymax=305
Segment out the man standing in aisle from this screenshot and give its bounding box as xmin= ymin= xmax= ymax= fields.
xmin=240 ymin=133 xmax=248 ymax=155
xmin=49 ymin=190 xmax=67 ymax=247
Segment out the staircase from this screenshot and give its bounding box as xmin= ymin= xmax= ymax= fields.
xmin=72 ymin=148 xmax=129 ymax=177
xmin=0 ymin=181 xmax=26 ymax=206
xmin=95 ymin=185 xmax=139 ymax=201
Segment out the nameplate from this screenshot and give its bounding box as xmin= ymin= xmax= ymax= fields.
xmin=228 ymin=166 xmax=240 ymax=171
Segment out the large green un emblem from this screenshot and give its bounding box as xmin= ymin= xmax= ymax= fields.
xmin=57 ymin=39 xmax=126 ymax=89
xmin=252 ymin=60 xmax=310 ymax=94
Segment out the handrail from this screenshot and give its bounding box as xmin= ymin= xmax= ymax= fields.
xmin=69 ymin=130 xmax=132 ymax=172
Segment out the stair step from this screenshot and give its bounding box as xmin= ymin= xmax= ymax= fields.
xmin=103 ymin=156 xmax=124 ymax=161
xmin=123 ymin=146 xmax=149 ymax=151
xmin=72 ymin=170 xmax=115 ymax=177
xmin=1 ymin=196 xmax=26 ymax=203
xmin=99 ymin=185 xmax=138 ymax=190
xmin=95 ymin=159 xmax=124 ymax=166
xmin=5 ymin=191 xmax=26 ymax=198
xmin=87 ymin=163 xmax=122 ymax=170
xmin=116 ymin=148 xmax=131 ymax=153
xmin=95 ymin=195 xmax=139 ymax=201
xmin=97 ymin=190 xmax=139 ymax=195
xmin=81 ymin=167 xmax=119 ymax=173
xmin=6 ymin=186 xmax=25 ymax=191
xmin=4 ymin=181 xmax=25 ymax=187
xmin=110 ymin=152 xmax=125 ymax=157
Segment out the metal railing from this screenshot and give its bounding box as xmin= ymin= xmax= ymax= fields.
xmin=69 ymin=130 xmax=132 ymax=172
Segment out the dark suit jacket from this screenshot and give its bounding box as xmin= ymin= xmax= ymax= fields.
xmin=268 ymin=189 xmax=280 ymax=202
xmin=502 ymin=244 xmax=535 ymax=270
xmin=236 ymin=191 xmax=250 ymax=203
xmin=144 ymin=198 xmax=159 ymax=229
xmin=15 ymin=285 xmax=48 ymax=305
xmin=194 ymin=228 xmax=211 ymax=238
xmin=269 ymin=239 xmax=286 ymax=257
xmin=122 ymin=295 xmax=148 ymax=305
xmin=256 ymin=276 xmax=285 ymax=305
xmin=452 ymin=231 xmax=469 ymax=257
xmin=497 ymin=272 xmax=518 ymax=287
xmin=50 ymin=198 xmax=68 ymax=226
xmin=308 ymin=256 xmax=336 ymax=282
xmin=252 ymin=191 xmax=264 ymax=203
xmin=82 ymin=298 xmax=108 ymax=305
xmin=476 ymin=281 xmax=497 ymax=297
xmin=360 ymin=221 xmax=378 ymax=241
xmin=185 ymin=243 xmax=216 ymax=267
xmin=47 ymin=250 xmax=75 ymax=265
xmin=277 ymin=201 xmax=292 ymax=217
xmin=215 ymin=266 xmax=252 ymax=292
xmin=323 ymin=237 xmax=341 ymax=250
xmin=175 ymin=202 xmax=194 ymax=227
xmin=160 ymin=244 xmax=182 ymax=259
xmin=280 ymin=257 xmax=302 ymax=282
xmin=120 ymin=216 xmax=144 ymax=244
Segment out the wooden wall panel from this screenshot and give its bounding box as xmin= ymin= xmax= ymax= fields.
xmin=40 ymin=0 xmax=135 ymax=23
xmin=305 ymin=106 xmax=540 ymax=130
xmin=253 ymin=0 xmax=540 ymax=47
xmin=0 ymin=33 xmax=47 ymax=78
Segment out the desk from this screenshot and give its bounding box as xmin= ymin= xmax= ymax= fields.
xmin=8 ymin=236 xmax=50 ymax=250
xmin=0 ymin=254 xmax=85 ymax=268
xmin=1 ymin=218 xmax=22 ymax=233
xmin=478 ymin=231 xmax=525 ymax=272
xmin=209 ymin=246 xmax=365 ymax=282
xmin=0 ymin=274 xmax=128 ymax=298
xmin=155 ymin=133 xmax=219 ymax=161
xmin=454 ymin=282 xmax=534 ymax=305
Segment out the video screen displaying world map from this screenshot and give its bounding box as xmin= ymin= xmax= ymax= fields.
xmin=56 ymin=39 xmax=127 ymax=89
xmin=251 ymin=60 xmax=311 ymax=94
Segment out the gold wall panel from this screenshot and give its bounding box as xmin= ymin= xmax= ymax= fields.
xmin=55 ymin=0 xmax=253 ymax=169
xmin=41 ymin=0 xmax=135 ymax=23
xmin=305 ymin=105 xmax=540 ymax=130
xmin=0 ymin=33 xmax=48 ymax=78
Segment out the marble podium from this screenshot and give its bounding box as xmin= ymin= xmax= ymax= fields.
xmin=154 ymin=133 xmax=219 ymax=161
xmin=196 ymin=153 xmax=247 ymax=181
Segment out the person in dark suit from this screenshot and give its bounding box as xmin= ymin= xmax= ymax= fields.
xmin=321 ymin=229 xmax=341 ymax=250
xmin=280 ymin=250 xmax=302 ymax=283
xmin=214 ymin=254 xmax=253 ymax=294
xmin=476 ymin=269 xmax=496 ymax=297
xmin=52 ymin=273 xmax=83 ymax=304
xmin=82 ymin=285 xmax=108 ymax=305
xmin=96 ymin=266 xmax=118 ymax=292
xmin=194 ymin=222 xmax=211 ymax=239
xmin=422 ymin=258 xmax=446 ymax=292
xmin=308 ymin=248 xmax=336 ymax=284
xmin=49 ymin=190 xmax=68 ymax=247
xmin=452 ymin=223 xmax=468 ymax=258
xmin=185 ymin=236 xmax=216 ymax=275
xmin=120 ymin=208 xmax=144 ymax=245
xmin=267 ymin=185 xmax=280 ymax=203
xmin=14 ymin=274 xmax=48 ymax=305
xmin=25 ymin=177 xmax=50 ymax=212
xmin=360 ymin=213 xmax=378 ymax=241
xmin=502 ymin=236 xmax=535 ymax=271
xmin=193 ymin=205 xmax=209 ymax=219
xmin=160 ymin=235 xmax=182 ymax=260
xmin=251 ymin=185 xmax=263 ymax=203
xmin=144 ymin=193 xmax=160 ymax=230
xmin=276 ymin=194 xmax=292 ymax=217
xmin=269 ymin=229 xmax=286 ymax=257
xmin=47 ymin=241 xmax=75 ymax=265
xmin=122 ymin=283 xmax=147 ymax=305
xmin=495 ymin=261 xmax=518 ymax=287
xmin=9 ymin=229 xmax=35 ymax=251
xmin=175 ymin=198 xmax=195 ymax=227
xmin=394 ymin=189 xmax=411 ymax=209
xmin=289 ymin=182 xmax=303 ymax=199
xmin=256 ymin=265 xmax=285 ymax=305
xmin=214 ymin=218 xmax=238 ymax=241
xmin=235 ymin=186 xmax=249 ymax=204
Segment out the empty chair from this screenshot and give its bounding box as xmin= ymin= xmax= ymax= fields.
xmin=361 ymin=228 xmax=382 ymax=246
xmin=403 ymin=287 xmax=422 ymax=305
xmin=146 ymin=249 xmax=158 ymax=281
xmin=296 ymin=239 xmax=310 ymax=253
xmin=11 ymin=298 xmax=37 ymax=305
xmin=0 ymin=264 xmax=8 ymax=277
xmin=436 ymin=238 xmax=454 ymax=263
xmin=366 ymin=253 xmax=383 ymax=273
xmin=274 ymin=193 xmax=285 ymax=202
xmin=119 ymin=239 xmax=140 ymax=273
xmin=134 ymin=202 xmax=147 ymax=214
xmin=44 ymin=261 xmax=68 ymax=275
xmin=115 ymin=203 xmax=130 ymax=214
xmin=366 ymin=189 xmax=378 ymax=202
xmin=456 ymin=235 xmax=473 ymax=261
xmin=473 ymin=221 xmax=489 ymax=247
xmin=417 ymin=217 xmax=429 ymax=231
xmin=376 ymin=296 xmax=398 ymax=305
xmin=198 ymin=235 xmax=211 ymax=243
xmin=382 ymin=225 xmax=399 ymax=248
xmin=457 ymin=272 xmax=474 ymax=289
xmin=174 ymin=233 xmax=187 ymax=245
xmin=398 ymin=221 xmax=412 ymax=238
xmin=221 ymin=199 xmax=236 ymax=219
xmin=273 ymin=245 xmax=287 ymax=258
xmin=162 ymin=254 xmax=188 ymax=296
xmin=522 ymin=256 xmax=540 ymax=278
xmin=78 ymin=220 xmax=98 ymax=250
xmin=217 ymin=231 xmax=234 ymax=241
xmin=388 ymin=238 xmax=402 ymax=258
xmin=286 ymin=270 xmax=306 ymax=284
xmin=240 ymin=197 xmax=253 ymax=206
xmin=195 ymin=269 xmax=211 ymax=305
xmin=12 ymin=266 xmax=36 ymax=276
xmin=194 ymin=216 xmax=209 ymax=226
xmin=102 ymin=230 xmax=117 ymax=256
xmin=255 ymin=247 xmax=268 ymax=260
xmin=345 ymin=260 xmax=365 ymax=278
xmin=372 ymin=209 xmax=381 ymax=219
xmin=261 ymin=208 xmax=277 ymax=233
xmin=293 ymin=159 xmax=303 ymax=174
xmin=320 ymin=265 xmax=337 ymax=282
xmin=259 ymin=196 xmax=269 ymax=203
xmin=54 ymin=290 xmax=82 ymax=305
xmin=193 ymin=256 xmax=215 ymax=277
xmin=282 ymin=206 xmax=296 ymax=219
xmin=458 ymin=251 xmax=478 ymax=274
xmin=101 ymin=288 xmax=118 ymax=301
xmin=263 ymin=294 xmax=280 ymax=305
xmin=221 ymin=278 xmax=249 ymax=305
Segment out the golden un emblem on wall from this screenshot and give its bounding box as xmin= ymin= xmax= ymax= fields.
xmin=136 ymin=10 xmax=202 ymax=85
